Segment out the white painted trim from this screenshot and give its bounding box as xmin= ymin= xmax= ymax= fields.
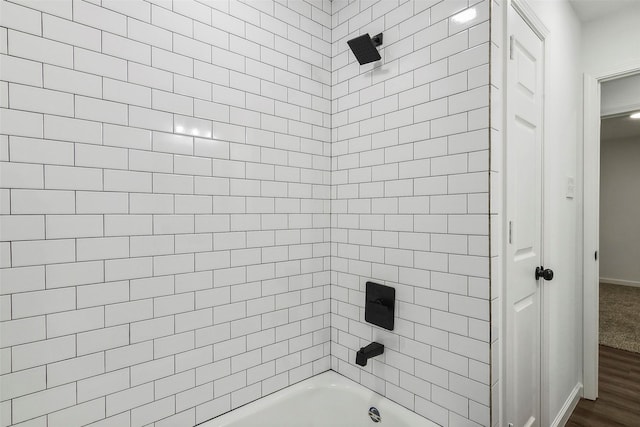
xmin=582 ymin=74 xmax=600 ymax=401
xmin=499 ymin=1 xmax=509 ymax=425
xmin=511 ymin=0 xmax=549 ymax=38
xmin=582 ymin=59 xmax=640 ymax=401
xmin=551 ymin=382 xmax=583 ymax=427
xmin=600 ymin=278 xmax=640 ymax=288
xmin=588 ymin=60 xmax=640 ymax=83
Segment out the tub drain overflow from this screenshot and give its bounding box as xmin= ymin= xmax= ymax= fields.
xmin=368 ymin=407 xmax=381 ymax=423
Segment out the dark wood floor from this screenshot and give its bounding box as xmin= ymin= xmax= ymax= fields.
xmin=566 ymin=345 xmax=640 ymax=426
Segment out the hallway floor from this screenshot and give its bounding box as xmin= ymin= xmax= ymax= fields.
xmin=567 ymin=346 xmax=640 ymax=426
xmin=600 ymin=283 xmax=640 ymax=353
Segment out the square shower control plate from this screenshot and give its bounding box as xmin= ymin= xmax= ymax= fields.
xmin=365 ymin=281 xmax=395 ymax=330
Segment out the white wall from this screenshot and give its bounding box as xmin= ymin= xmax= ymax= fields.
xmin=582 ymin=6 xmax=640 ymax=76
xmin=528 ymin=1 xmax=583 ymax=424
xmin=599 ymin=135 xmax=640 ymax=286
xmin=592 ymin=5 xmax=640 ymax=286
xmin=331 ymin=1 xmax=492 ymax=426
xmin=0 ymin=1 xmax=332 ymax=425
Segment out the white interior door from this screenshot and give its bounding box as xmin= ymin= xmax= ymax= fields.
xmin=505 ymin=6 xmax=545 ymax=427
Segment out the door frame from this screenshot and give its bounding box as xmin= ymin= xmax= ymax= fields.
xmin=502 ymin=0 xmax=550 ymax=424
xmin=582 ymin=61 xmax=640 ymax=400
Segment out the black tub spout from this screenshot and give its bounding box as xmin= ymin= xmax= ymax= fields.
xmin=355 ymin=342 xmax=384 ymax=367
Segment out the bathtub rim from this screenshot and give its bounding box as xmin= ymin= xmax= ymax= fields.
xmin=199 ymin=369 xmax=440 ymax=427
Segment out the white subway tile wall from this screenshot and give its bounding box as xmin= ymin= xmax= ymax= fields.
xmin=0 ymin=0 xmax=333 ymax=426
xmin=330 ymin=1 xmax=491 ymax=427
xmin=0 ymin=0 xmax=493 ymax=426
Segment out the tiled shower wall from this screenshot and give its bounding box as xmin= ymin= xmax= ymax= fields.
xmin=330 ymin=1 xmax=492 ymax=426
xmin=0 ymin=0 xmax=333 ymax=425
xmin=0 ymin=0 xmax=495 ymax=426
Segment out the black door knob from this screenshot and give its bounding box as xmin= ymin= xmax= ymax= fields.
xmin=535 ymin=266 xmax=554 ymax=281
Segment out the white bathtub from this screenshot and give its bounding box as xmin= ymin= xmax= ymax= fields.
xmin=201 ymin=370 xmax=438 ymax=427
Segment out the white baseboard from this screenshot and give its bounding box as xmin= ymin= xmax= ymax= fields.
xmin=600 ymin=277 xmax=640 ymax=288
xmin=551 ymin=382 xmax=583 ymax=427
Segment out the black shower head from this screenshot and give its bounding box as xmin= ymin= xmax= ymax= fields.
xmin=347 ymin=33 xmax=383 ymax=65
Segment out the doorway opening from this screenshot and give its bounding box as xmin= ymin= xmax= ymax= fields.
xmin=583 ymin=68 xmax=640 ymax=406
xmin=598 ymin=96 xmax=640 ymax=354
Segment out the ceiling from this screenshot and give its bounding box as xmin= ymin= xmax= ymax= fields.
xmin=601 ymin=114 xmax=640 ymax=141
xmin=569 ymin=0 xmax=639 ymax=22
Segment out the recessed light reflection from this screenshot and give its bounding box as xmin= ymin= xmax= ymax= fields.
xmin=175 ymin=125 xmax=185 ymax=133
xmin=630 ymin=112 xmax=640 ymax=119
xmin=452 ymin=8 xmax=477 ymax=24
xmin=192 ymin=129 xmax=199 ymax=136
